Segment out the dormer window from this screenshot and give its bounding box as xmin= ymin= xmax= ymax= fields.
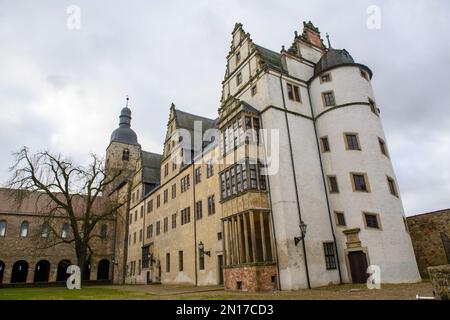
xmin=122 ymin=149 xmax=130 ymax=161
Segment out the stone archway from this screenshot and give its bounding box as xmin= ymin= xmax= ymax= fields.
xmin=11 ymin=260 xmax=28 ymax=283
xmin=56 ymin=259 xmax=71 ymax=282
xmin=96 ymin=259 xmax=110 ymax=280
xmin=33 ymin=260 xmax=51 ymax=283
xmin=0 ymin=260 xmax=5 ymax=284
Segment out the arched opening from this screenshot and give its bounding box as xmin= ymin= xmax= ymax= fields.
xmin=33 ymin=260 xmax=50 ymax=283
xmin=100 ymin=224 xmax=107 ymax=239
xmin=56 ymin=259 xmax=71 ymax=282
xmin=82 ymin=262 xmax=91 ymax=281
xmin=0 ymin=220 xmax=6 ymax=237
xmin=20 ymin=221 xmax=29 ymax=237
xmin=11 ymin=260 xmax=28 ymax=283
xmin=0 ymin=261 xmax=5 ymax=284
xmin=122 ymin=149 xmax=130 ymax=161
xmin=97 ymin=259 xmax=110 ymax=280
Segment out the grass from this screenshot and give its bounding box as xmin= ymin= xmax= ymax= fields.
xmin=0 ymin=281 xmax=433 ymax=300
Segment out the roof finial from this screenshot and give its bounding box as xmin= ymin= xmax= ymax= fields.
xmin=326 ymin=33 xmax=332 ymax=49
xmin=125 ymin=95 xmax=130 ymax=108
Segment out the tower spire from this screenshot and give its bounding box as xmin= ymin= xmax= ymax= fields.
xmin=326 ymin=33 xmax=332 ymax=49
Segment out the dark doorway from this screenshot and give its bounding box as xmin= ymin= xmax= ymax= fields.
xmin=56 ymin=259 xmax=71 ymax=282
xmin=82 ymin=262 xmax=91 ymax=281
xmin=0 ymin=260 xmax=5 ymax=284
xmin=217 ymin=255 xmax=224 ymax=285
xmin=33 ymin=260 xmax=50 ymax=283
xmin=11 ymin=260 xmax=28 ymax=283
xmin=348 ymin=251 xmax=369 ymax=283
xmin=96 ymin=259 xmax=110 ymax=280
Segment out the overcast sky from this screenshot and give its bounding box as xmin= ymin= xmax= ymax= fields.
xmin=0 ymin=0 xmax=449 ymax=216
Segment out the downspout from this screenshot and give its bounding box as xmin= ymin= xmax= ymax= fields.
xmin=192 ymin=162 xmax=198 ymax=286
xmin=259 ymin=119 xmax=282 ymax=291
xmin=307 ymin=86 xmax=343 ymax=284
xmin=278 ymin=67 xmax=311 ymax=289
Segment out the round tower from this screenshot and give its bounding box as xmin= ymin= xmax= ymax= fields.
xmin=309 ymin=45 xmax=421 ymax=283
xmin=106 ymin=98 xmax=141 ymax=181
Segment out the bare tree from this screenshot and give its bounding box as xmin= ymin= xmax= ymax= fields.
xmin=7 ymin=147 xmax=126 ymax=279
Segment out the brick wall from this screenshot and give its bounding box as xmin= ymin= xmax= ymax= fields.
xmin=224 ymin=264 xmax=277 ymax=292
xmin=407 ymin=209 xmax=450 ymax=278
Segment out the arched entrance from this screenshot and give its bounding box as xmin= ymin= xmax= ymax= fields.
xmin=33 ymin=260 xmax=50 ymax=283
xmin=56 ymin=259 xmax=71 ymax=282
xmin=11 ymin=260 xmax=28 ymax=283
xmin=96 ymin=259 xmax=110 ymax=280
xmin=0 ymin=260 xmax=5 ymax=284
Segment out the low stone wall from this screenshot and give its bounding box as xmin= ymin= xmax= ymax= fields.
xmin=223 ymin=263 xmax=277 ymax=292
xmin=428 ymin=264 xmax=450 ymax=300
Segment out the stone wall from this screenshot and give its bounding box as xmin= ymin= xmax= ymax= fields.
xmin=224 ymin=264 xmax=277 ymax=292
xmin=407 ymin=209 xmax=450 ymax=278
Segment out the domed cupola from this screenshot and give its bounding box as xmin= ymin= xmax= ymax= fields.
xmin=110 ymin=97 xmax=139 ymax=145
xmin=314 ymin=33 xmax=372 ymax=78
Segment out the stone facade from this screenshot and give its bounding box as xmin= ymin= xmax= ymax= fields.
xmin=407 ymin=209 xmax=450 ymax=278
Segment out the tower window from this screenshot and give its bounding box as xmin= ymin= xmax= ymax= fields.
xmin=335 ymin=212 xmax=346 ymax=226
xmin=364 ymin=212 xmax=381 ymax=229
xmin=122 ymin=149 xmax=130 ymax=161
xmin=351 ymin=173 xmax=370 ymax=192
xmin=378 ymin=137 xmax=389 ymax=157
xmin=368 ymin=98 xmax=378 ymax=115
xmin=320 ymin=136 xmax=330 ymax=152
xmin=320 ymin=73 xmax=331 ymax=83
xmin=287 ymin=83 xmax=301 ymax=102
xmin=236 ymin=72 xmax=243 ymax=85
xmin=322 ymin=91 xmax=335 ymax=107
xmin=327 ymin=176 xmax=339 ymax=193
xmin=236 ymin=51 xmax=241 ymax=64
xmin=387 ymin=176 xmax=399 ymax=197
xmin=251 ymin=85 xmax=257 ymax=96
xmin=344 ymin=133 xmax=361 ymax=150
xmin=360 ymin=69 xmax=369 ymax=80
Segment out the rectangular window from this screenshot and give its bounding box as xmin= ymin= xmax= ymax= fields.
xmin=387 ymin=176 xmax=399 ymax=197
xmin=172 ymin=183 xmax=177 ymax=199
xmin=164 ymin=189 xmax=168 ymax=203
xmin=364 ymin=212 xmax=381 ymax=229
xmin=360 ymin=68 xmax=369 ymax=80
xmin=249 ymin=161 xmax=257 ymax=189
xmin=181 ymin=175 xmax=190 ymax=193
xmin=320 ymin=73 xmax=331 ymax=83
xmin=133 ymin=232 xmax=136 ymax=244
xmin=166 ymin=253 xmax=170 ymax=272
xmin=207 ymin=160 xmax=214 ymax=178
xmin=164 ymin=163 xmax=169 ymax=177
xmin=322 ymin=91 xmax=335 ymax=107
xmin=327 ymin=176 xmax=339 ymax=193
xmin=335 ymin=211 xmax=346 ymax=226
xmin=172 ymin=158 xmax=177 ymax=171
xmin=287 ymin=83 xmax=301 ymax=102
xmin=172 ymin=213 xmax=177 ymax=229
xmin=369 ymin=98 xmax=378 ymax=115
xmin=140 ymin=206 xmax=144 ymax=218
xmin=236 ymin=72 xmax=242 ymax=85
xmin=157 ymin=194 xmax=160 ymax=208
xmin=181 ymin=207 xmax=191 ymax=225
xmin=251 ymin=85 xmax=257 ymax=96
xmin=378 ymin=138 xmax=388 ymax=157
xmin=208 ymin=195 xmax=216 ymax=215
xmin=139 ymin=229 xmax=143 ymax=242
xmin=345 ymin=133 xmax=361 ymax=150
xmin=351 ymin=173 xmax=370 ymax=192
xmin=195 ymin=167 xmax=201 ymax=184
xmin=218 ymin=232 xmax=222 ymax=241
xmin=199 ymin=251 xmax=205 ymax=270
xmin=179 ymin=251 xmax=184 ymax=272
xmin=147 ymin=224 xmax=153 ymax=238
xmin=147 ymin=200 xmax=153 ymax=213
xmin=156 ymin=221 xmax=160 ymax=235
xmin=321 ymin=136 xmax=330 ymax=152
xmin=195 ymin=200 xmax=203 ymax=220
xmin=236 ymin=51 xmax=241 ymax=64
xmin=323 ymin=242 xmax=337 ymax=270
xmin=164 ymin=217 xmax=168 ymax=233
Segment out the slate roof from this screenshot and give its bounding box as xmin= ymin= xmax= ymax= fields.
xmin=174 ymin=109 xmax=218 ymax=134
xmin=254 ymin=45 xmax=282 ymax=71
xmin=141 ymin=151 xmax=162 ymax=185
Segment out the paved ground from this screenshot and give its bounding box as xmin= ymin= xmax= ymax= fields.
xmin=0 ymin=281 xmax=433 ymax=300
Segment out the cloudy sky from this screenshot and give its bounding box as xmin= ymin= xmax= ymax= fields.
xmin=0 ymin=0 xmax=449 ymax=216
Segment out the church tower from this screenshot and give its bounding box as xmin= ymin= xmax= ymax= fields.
xmin=106 ymin=97 xmax=141 ymax=183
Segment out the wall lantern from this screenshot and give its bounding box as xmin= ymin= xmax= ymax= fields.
xmin=198 ymin=241 xmax=211 ymax=257
xmin=294 ymin=221 xmax=307 ymax=246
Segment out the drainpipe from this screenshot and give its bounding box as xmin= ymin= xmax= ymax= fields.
xmin=307 ymin=86 xmax=343 ymax=284
xmin=278 ymin=69 xmax=311 ymax=289
xmin=192 ymin=161 xmax=198 ymax=286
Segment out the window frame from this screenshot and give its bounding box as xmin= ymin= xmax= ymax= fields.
xmin=0 ymin=220 xmax=7 ymax=237
xmin=387 ymin=176 xmax=399 ymax=197
xmin=320 ymin=136 xmax=330 ymax=153
xmin=344 ymin=133 xmax=361 ymax=151
xmin=323 ymin=242 xmax=337 ymax=270
xmin=327 ymin=175 xmax=340 ymax=193
xmin=350 ymin=172 xmax=371 ymax=193
xmin=322 ymin=91 xmax=336 ymax=107
xmin=378 ymin=137 xmax=389 ymax=158
xmin=320 ymin=72 xmax=332 ymax=83
xmin=334 ymin=211 xmax=346 ymax=227
xmin=363 ymin=212 xmax=382 ymax=230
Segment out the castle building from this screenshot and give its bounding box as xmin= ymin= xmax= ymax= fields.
xmin=107 ymin=21 xmax=421 ymax=291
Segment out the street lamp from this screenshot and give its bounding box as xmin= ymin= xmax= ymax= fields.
xmin=198 ymin=241 xmax=211 ymax=257
xmin=294 ymin=221 xmax=307 ymax=246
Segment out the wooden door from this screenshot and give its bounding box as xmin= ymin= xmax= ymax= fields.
xmin=348 ymin=251 xmax=368 ymax=283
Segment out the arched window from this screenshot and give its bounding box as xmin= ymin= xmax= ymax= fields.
xmin=0 ymin=220 xmax=6 ymax=237
xmin=41 ymin=223 xmax=49 ymax=238
xmin=122 ymin=149 xmax=130 ymax=161
xmin=100 ymin=224 xmax=107 ymax=239
xmin=20 ymin=221 xmax=29 ymax=237
xmin=61 ymin=223 xmax=69 ymax=239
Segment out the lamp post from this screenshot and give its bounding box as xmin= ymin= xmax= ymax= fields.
xmin=198 ymin=241 xmax=211 ymax=257
xmin=294 ymin=221 xmax=307 ymax=246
